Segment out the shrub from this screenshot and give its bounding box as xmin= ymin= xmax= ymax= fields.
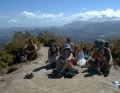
xmin=37 ymin=31 xmax=65 ymax=47
xmin=0 ymin=51 xmax=14 ymax=70
xmin=110 ymin=39 xmax=120 ymax=66
xmin=3 ymin=31 xmax=40 ymax=64
xmin=79 ymin=41 xmax=94 ymax=55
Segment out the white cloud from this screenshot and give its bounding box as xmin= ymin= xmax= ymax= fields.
xmin=5 ymin=9 xmax=120 ymax=27
xmin=8 ymin=19 xmax=20 ymax=24
xmin=20 ymin=11 xmax=36 ymax=19
xmin=20 ymin=11 xmax=64 ymax=19
xmin=4 ymin=9 xmax=120 ymax=21
xmin=56 ymin=12 xmax=64 ymax=18
xmin=69 ymin=9 xmax=120 ymax=21
xmin=20 ymin=9 xmax=120 ymax=22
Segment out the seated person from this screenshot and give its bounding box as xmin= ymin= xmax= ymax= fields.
xmin=48 ymin=39 xmax=59 ymax=67
xmin=88 ymin=50 xmax=107 ymax=75
xmin=87 ymin=40 xmax=113 ymax=75
xmin=56 ymin=44 xmax=74 ymax=76
xmin=96 ymin=40 xmax=112 ymax=75
xmin=74 ymin=45 xmax=87 ymax=67
xmin=23 ymin=39 xmax=38 ymax=61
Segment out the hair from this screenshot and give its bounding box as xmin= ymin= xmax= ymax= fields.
xmin=49 ymin=39 xmax=57 ymax=48
xmin=28 ymin=39 xmax=33 ymax=44
xmin=66 ymin=38 xmax=71 ymax=42
xmin=49 ymin=39 xmax=56 ymax=43
xmin=74 ymin=45 xmax=79 ymax=49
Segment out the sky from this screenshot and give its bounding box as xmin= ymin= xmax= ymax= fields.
xmin=0 ymin=0 xmax=120 ymax=28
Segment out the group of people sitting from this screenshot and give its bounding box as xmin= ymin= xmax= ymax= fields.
xmin=22 ymin=38 xmax=113 ymax=78
xmin=47 ymin=38 xmax=113 ymax=77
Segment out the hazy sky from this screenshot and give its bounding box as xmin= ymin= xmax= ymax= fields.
xmin=0 ymin=0 xmax=120 ymax=28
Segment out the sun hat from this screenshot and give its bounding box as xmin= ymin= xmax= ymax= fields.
xmin=63 ymin=44 xmax=72 ymax=51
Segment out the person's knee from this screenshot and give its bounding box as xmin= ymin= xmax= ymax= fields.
xmin=65 ymin=59 xmax=70 ymax=63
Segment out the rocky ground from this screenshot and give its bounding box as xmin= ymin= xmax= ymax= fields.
xmin=0 ymin=46 xmax=120 ymax=93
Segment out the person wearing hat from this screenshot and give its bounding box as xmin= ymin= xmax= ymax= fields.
xmin=55 ymin=44 xmax=74 ymax=76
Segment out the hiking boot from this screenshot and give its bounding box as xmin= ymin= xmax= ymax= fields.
xmin=52 ymin=69 xmax=60 ymax=75
xmin=71 ymin=68 xmax=79 ymax=74
xmin=56 ymin=72 xmax=63 ymax=78
xmin=64 ymin=71 xmax=75 ymax=78
xmin=96 ymin=69 xmax=102 ymax=75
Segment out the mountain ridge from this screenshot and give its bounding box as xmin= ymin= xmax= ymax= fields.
xmin=0 ymin=20 xmax=120 ymax=46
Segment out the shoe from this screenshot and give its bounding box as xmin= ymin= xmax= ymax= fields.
xmin=97 ymin=69 xmax=102 ymax=75
xmin=56 ymin=72 xmax=63 ymax=78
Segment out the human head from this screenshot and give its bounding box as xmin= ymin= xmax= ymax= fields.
xmin=99 ymin=40 xmax=105 ymax=49
xmin=66 ymin=38 xmax=71 ymax=44
xmin=81 ymin=40 xmax=84 ymax=44
xmin=49 ymin=39 xmax=56 ymax=47
xmin=28 ymin=39 xmax=33 ymax=45
xmin=74 ymin=45 xmax=80 ymax=52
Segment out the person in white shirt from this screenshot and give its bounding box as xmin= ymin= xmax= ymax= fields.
xmin=74 ymin=45 xmax=86 ymax=67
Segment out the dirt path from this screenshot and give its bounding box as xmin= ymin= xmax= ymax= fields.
xmin=0 ymin=46 xmax=120 ymax=93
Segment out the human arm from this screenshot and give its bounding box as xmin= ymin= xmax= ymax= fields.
xmin=65 ymin=53 xmax=73 ymax=61
xmin=23 ymin=45 xmax=28 ymax=50
xmin=31 ymin=44 xmax=38 ymax=52
xmin=49 ymin=47 xmax=59 ymax=58
xmin=48 ymin=49 xmax=52 ymax=58
xmin=106 ymin=48 xmax=113 ymax=65
xmin=51 ymin=52 xmax=59 ymax=58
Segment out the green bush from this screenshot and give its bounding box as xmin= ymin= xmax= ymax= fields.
xmin=0 ymin=31 xmax=40 ymax=71
xmin=13 ymin=31 xmax=40 ymax=48
xmin=37 ymin=31 xmax=65 ymax=47
xmin=0 ymin=51 xmax=14 ymax=69
xmin=110 ymin=39 xmax=120 ymax=65
xmin=79 ymin=42 xmax=94 ymax=55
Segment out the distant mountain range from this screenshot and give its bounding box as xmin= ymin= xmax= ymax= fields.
xmin=0 ymin=20 xmax=120 ymax=47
